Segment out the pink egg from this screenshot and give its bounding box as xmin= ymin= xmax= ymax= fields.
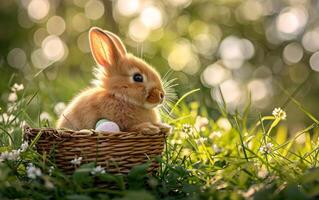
xmin=95 ymin=121 xmax=120 ymax=132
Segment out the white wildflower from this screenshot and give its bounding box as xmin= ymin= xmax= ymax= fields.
xmin=0 ymin=113 xmax=17 ymax=124
xmin=182 ymin=124 xmax=192 ymax=134
xmin=209 ymin=131 xmax=222 ymax=139
xmin=70 ymin=156 xmax=82 ymax=165
xmin=212 ymin=144 xmax=222 ymax=154
xmin=194 ymin=116 xmax=209 ymax=131
xmin=0 ymin=151 xmax=10 ymax=162
xmin=170 ymin=139 xmax=182 ymax=145
xmin=195 ymin=137 xmax=207 ymax=145
xmin=27 ymin=163 xmax=42 ymax=179
xmin=0 ymin=150 xmax=21 ymax=162
xmin=8 ymin=92 xmax=18 ymax=102
xmin=48 ymin=166 xmax=54 ymax=176
xmin=19 ymin=120 xmax=27 ymax=128
xmin=91 ymin=165 xmax=106 ymax=175
xmin=20 ymin=141 xmax=29 ymax=152
xmin=7 ymin=103 xmax=17 ymax=112
xmin=54 ymin=102 xmax=66 ymax=116
xmin=272 ymin=107 xmax=287 ymax=120
xmin=40 ymin=112 xmax=52 ymax=121
xmin=11 ymin=83 xmax=24 ymax=92
xmin=259 ymin=143 xmax=274 ymax=154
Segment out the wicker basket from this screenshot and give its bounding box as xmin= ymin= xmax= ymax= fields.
xmin=23 ymin=126 xmax=168 ymax=174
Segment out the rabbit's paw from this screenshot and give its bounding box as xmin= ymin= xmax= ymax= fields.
xmin=154 ymin=123 xmax=172 ymax=133
xmin=130 ymin=122 xmax=161 ymax=134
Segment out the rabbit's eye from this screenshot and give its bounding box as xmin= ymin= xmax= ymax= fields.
xmin=133 ymin=73 xmax=143 ymax=83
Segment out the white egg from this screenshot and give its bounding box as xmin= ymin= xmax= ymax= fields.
xmin=95 ymin=120 xmax=120 ymax=132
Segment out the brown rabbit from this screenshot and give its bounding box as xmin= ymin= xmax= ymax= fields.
xmin=56 ymin=27 xmax=169 ymax=134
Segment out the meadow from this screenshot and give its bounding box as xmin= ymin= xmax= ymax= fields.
xmin=1 ymin=81 xmax=319 ymax=199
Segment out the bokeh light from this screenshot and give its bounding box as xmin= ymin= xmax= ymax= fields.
xmin=302 ymin=29 xmax=319 ymax=52
xmin=283 ymin=42 xmax=303 ymax=64
xmin=46 ymin=16 xmax=66 ymax=36
xmin=276 ymin=6 xmax=308 ymax=37
xmin=140 ymin=6 xmax=163 ymax=29
xmin=42 ymin=35 xmax=66 ymax=62
xmin=128 ymin=18 xmax=150 ymax=42
xmin=219 ymin=36 xmax=255 ymax=69
xmin=85 ymin=0 xmax=105 ymax=20
xmin=202 ymin=62 xmax=230 ymax=87
xmin=27 ymin=0 xmax=50 ymax=21
xmin=72 ymin=13 xmax=91 ymax=32
xmin=116 ymin=0 xmax=140 ymax=16
xmin=310 ymin=52 xmax=319 ymax=72
xmin=7 ymin=48 xmax=27 ymax=70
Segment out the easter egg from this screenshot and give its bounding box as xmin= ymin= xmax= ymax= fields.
xmin=95 ymin=119 xmax=120 ymax=132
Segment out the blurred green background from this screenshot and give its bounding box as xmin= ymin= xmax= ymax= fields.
xmin=1 ymin=0 xmax=319 ymax=132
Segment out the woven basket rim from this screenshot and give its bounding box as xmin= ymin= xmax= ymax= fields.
xmin=23 ymin=126 xmax=168 ymax=139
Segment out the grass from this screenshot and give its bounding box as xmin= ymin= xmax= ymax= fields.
xmin=1 ymin=84 xmax=319 ymax=200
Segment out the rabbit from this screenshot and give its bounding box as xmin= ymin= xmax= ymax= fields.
xmin=56 ymin=27 xmax=170 ymax=134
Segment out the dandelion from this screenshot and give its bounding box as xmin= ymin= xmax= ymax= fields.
xmin=272 ymin=107 xmax=287 ymax=120
xmin=70 ymin=156 xmax=82 ymax=165
xmin=194 ymin=116 xmax=209 ymax=131
xmin=11 ymin=83 xmax=24 ymax=92
xmin=8 ymin=92 xmax=18 ymax=102
xmin=20 ymin=141 xmax=29 ymax=152
xmin=91 ymin=165 xmax=106 ymax=175
xmin=259 ymin=143 xmax=274 ymax=154
xmin=54 ymin=102 xmax=66 ymax=116
xmin=27 ymin=163 xmax=42 ymax=179
xmin=195 ymin=137 xmax=207 ymax=145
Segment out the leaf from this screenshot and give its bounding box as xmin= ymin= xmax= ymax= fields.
xmin=72 ymin=163 xmax=94 ymax=187
xmin=66 ymin=195 xmax=93 ymax=200
xmin=127 ymin=163 xmax=150 ymax=189
xmin=115 ymin=191 xmax=155 ymax=200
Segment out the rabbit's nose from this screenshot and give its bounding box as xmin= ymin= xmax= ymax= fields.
xmin=159 ymin=92 xmax=164 ymax=103
xmin=147 ymin=88 xmax=164 ymax=104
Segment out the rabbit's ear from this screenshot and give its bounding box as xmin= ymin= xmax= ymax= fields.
xmin=89 ymin=27 xmax=127 ymax=68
